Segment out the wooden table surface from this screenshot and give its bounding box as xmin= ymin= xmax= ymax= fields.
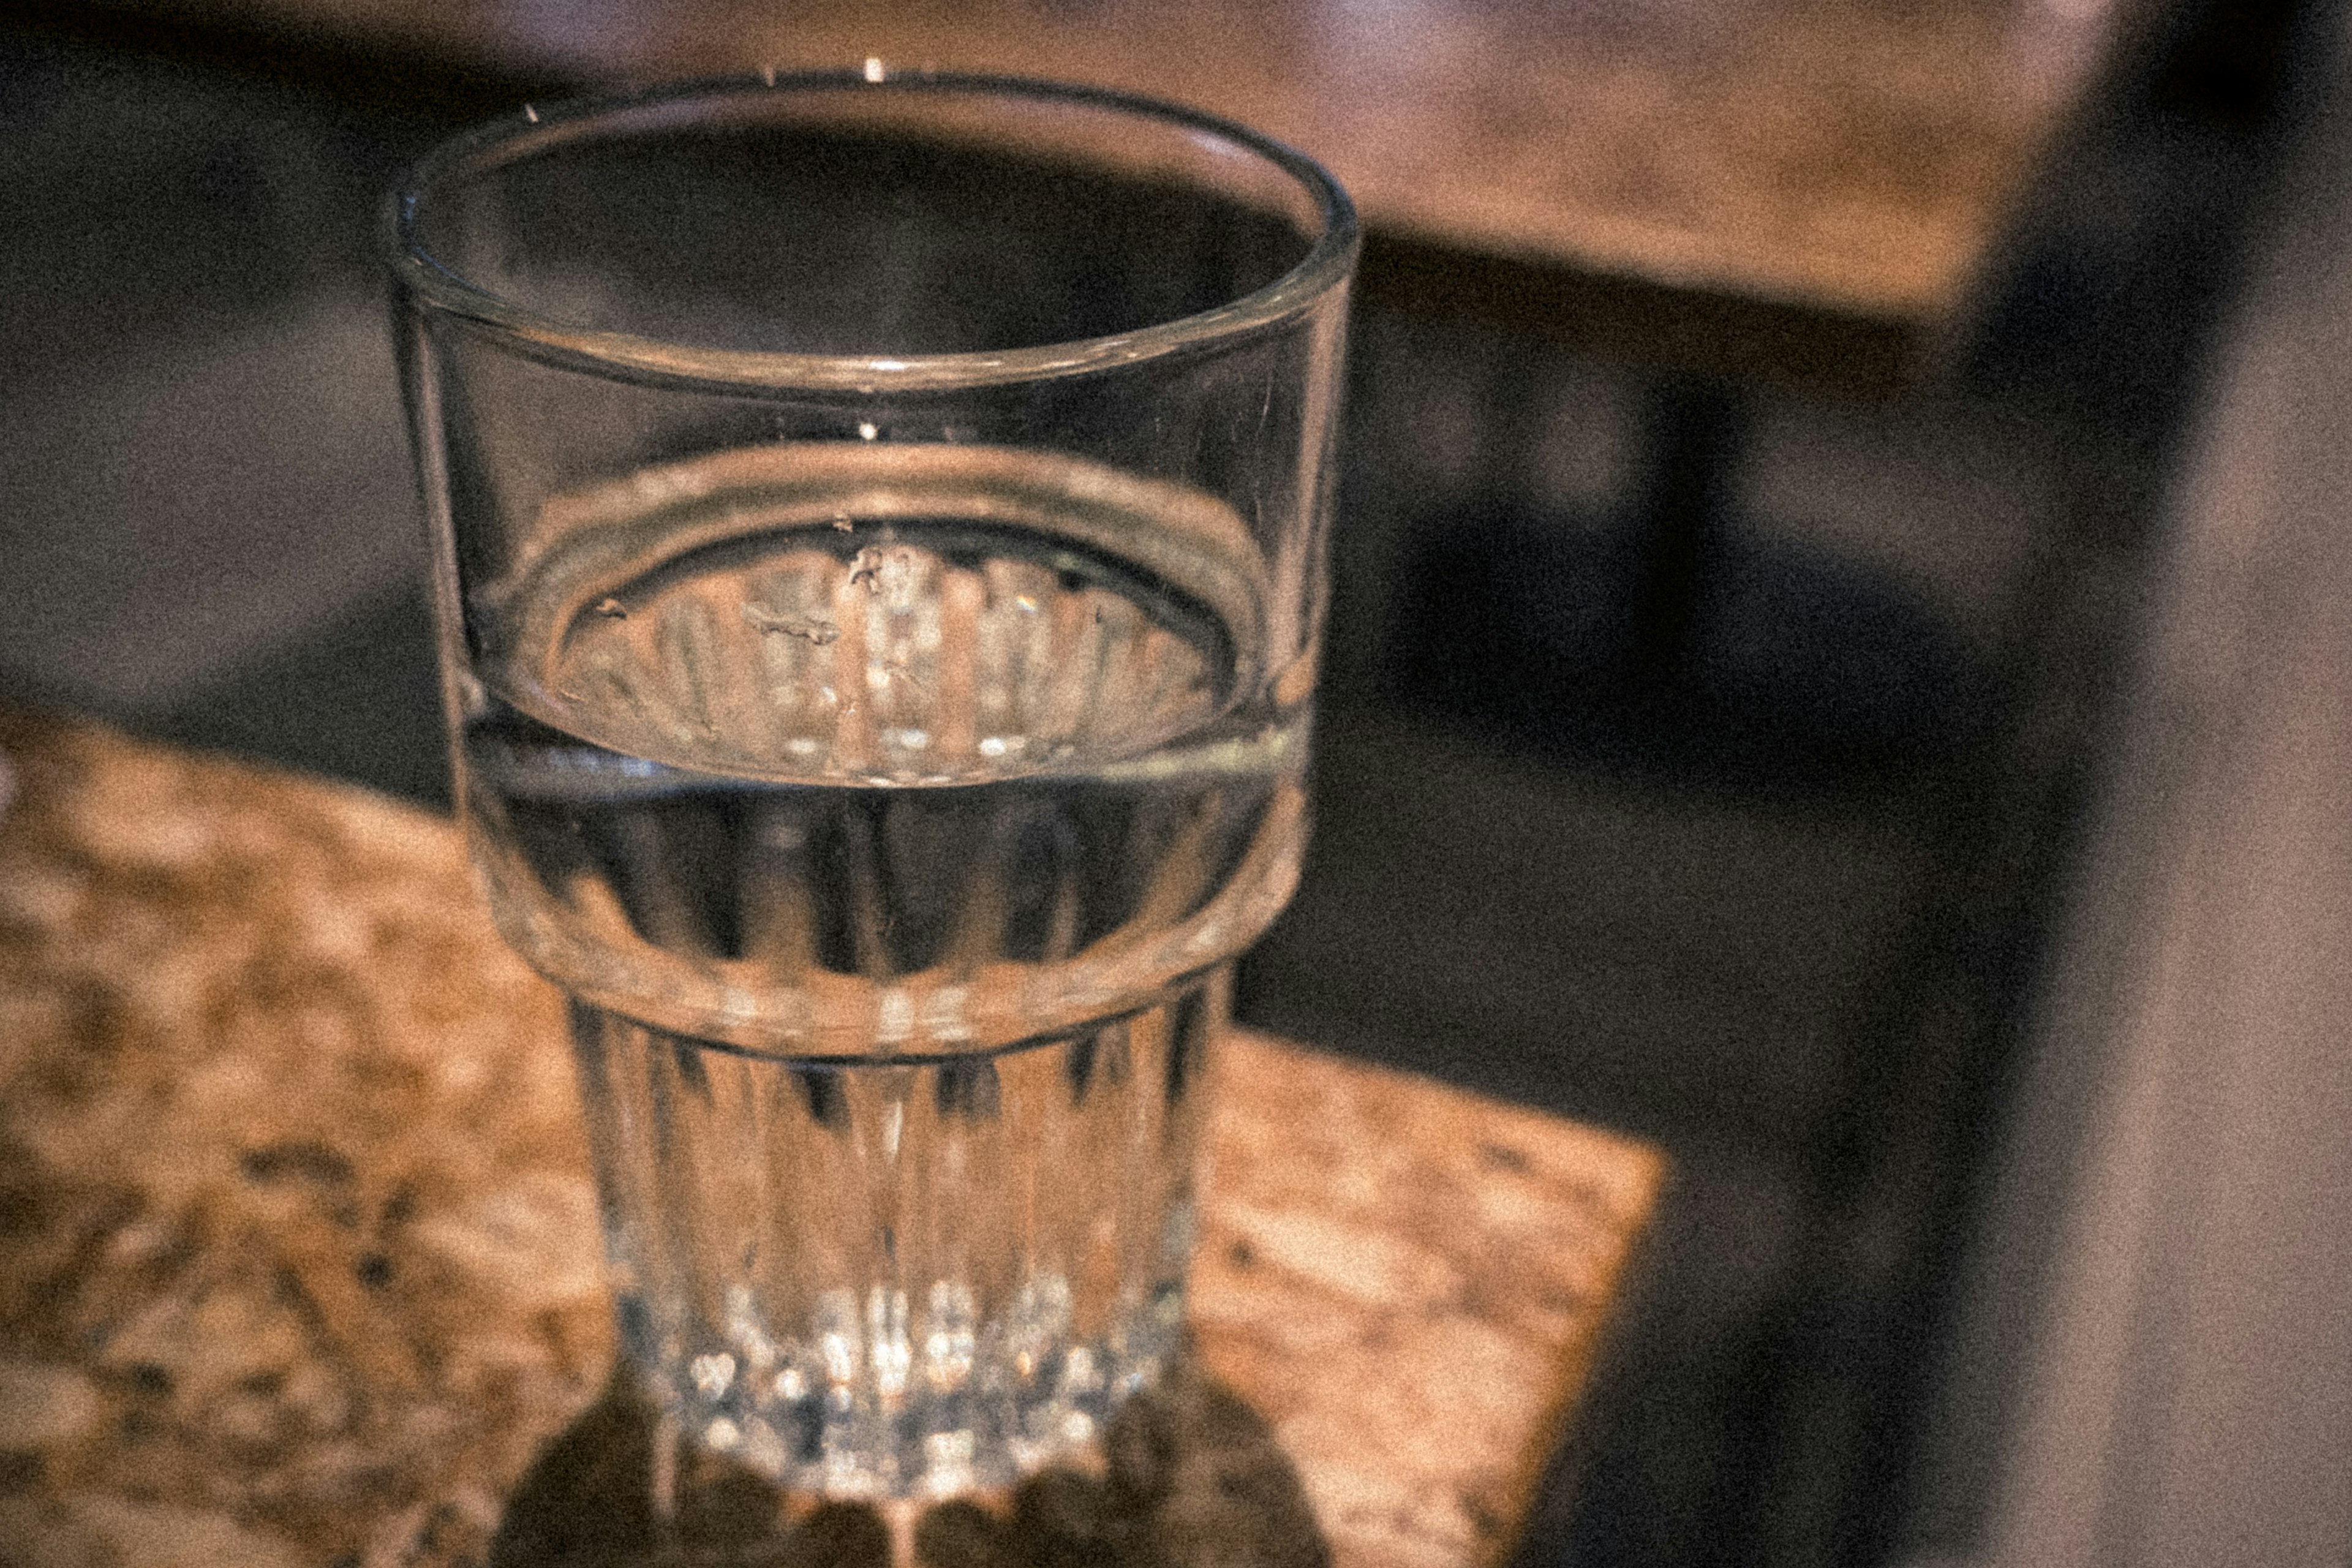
xmin=0 ymin=709 xmax=1664 ymax=1568
xmin=47 ymin=0 xmax=2130 ymax=388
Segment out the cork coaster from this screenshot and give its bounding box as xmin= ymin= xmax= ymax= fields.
xmin=0 ymin=708 xmax=1662 ymax=1568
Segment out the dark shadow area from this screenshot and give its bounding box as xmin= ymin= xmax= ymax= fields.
xmin=491 ymin=1362 xmax=1325 ymax=1568
xmin=152 ymin=582 xmax=450 ymax=808
xmin=1383 ymin=502 xmax=1993 ymax=803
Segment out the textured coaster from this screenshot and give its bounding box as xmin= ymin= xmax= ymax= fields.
xmin=0 ymin=708 xmax=1662 ymax=1568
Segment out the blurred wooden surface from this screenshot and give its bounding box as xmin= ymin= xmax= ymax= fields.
xmin=0 ymin=710 xmax=1664 ymax=1568
xmin=38 ymin=0 xmax=2129 ymax=388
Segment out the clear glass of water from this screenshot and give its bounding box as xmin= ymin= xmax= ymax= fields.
xmin=386 ymin=74 xmax=1355 ymax=1502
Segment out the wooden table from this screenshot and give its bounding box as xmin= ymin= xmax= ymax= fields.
xmin=0 ymin=709 xmax=1664 ymax=1568
xmin=31 ymin=0 xmax=2130 ymax=392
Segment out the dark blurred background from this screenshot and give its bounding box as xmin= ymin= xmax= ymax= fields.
xmin=0 ymin=1 xmax=2336 ymax=1564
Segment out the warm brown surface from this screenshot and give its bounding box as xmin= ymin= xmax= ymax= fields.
xmin=69 ymin=0 xmax=2123 ymax=326
xmin=1195 ymin=1038 xmax=1661 ymax=1568
xmin=0 ymin=712 xmax=598 ymax=1568
xmin=0 ymin=710 xmax=1663 ymax=1568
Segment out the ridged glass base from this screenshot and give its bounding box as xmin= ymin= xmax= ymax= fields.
xmin=568 ymin=969 xmax=1221 ymax=1499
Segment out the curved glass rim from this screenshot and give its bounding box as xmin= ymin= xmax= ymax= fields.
xmin=385 ymin=69 xmax=1360 ymax=393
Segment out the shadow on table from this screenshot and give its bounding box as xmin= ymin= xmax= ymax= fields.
xmin=491 ymin=1361 xmax=1327 ymax=1568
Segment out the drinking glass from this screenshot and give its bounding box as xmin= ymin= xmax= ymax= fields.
xmin=386 ymin=73 xmax=1355 ymax=1501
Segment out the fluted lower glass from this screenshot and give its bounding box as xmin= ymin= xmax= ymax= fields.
xmin=388 ymin=75 xmax=1354 ymax=1498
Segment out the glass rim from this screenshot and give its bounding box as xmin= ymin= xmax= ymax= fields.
xmin=385 ymin=69 xmax=1360 ymax=393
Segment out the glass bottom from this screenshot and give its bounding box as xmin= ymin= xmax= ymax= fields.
xmin=568 ymin=968 xmax=1223 ymax=1499
xmin=486 ymin=1350 xmax=1330 ymax=1568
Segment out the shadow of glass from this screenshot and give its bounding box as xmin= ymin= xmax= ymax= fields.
xmin=490 ymin=1360 xmax=1329 ymax=1568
